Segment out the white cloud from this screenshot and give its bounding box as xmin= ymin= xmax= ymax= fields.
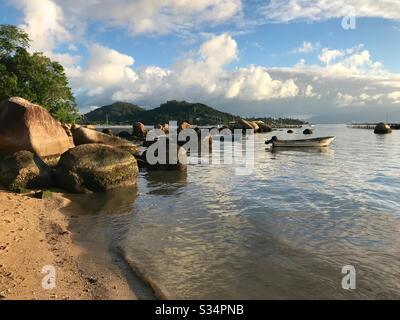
xmin=13 ymin=0 xmax=82 ymax=79
xmin=225 ymin=66 xmax=299 ymax=100
xmin=336 ymin=92 xmax=384 ymax=107
xmin=14 ymin=0 xmax=71 ymax=52
xmin=388 ymin=91 xmax=400 ymax=104
xmin=263 ymin=0 xmax=400 ymax=22
xmin=303 ymin=84 xmax=319 ymax=98
xmin=318 ymin=49 xmax=344 ymax=64
xmin=199 ymin=33 xmax=238 ymax=66
xmin=70 ymin=44 xmax=138 ymax=97
xmin=308 ymin=46 xmax=387 ymax=77
xmin=293 ymin=41 xmax=319 ymax=53
xmin=70 ymin=34 xmax=302 ymax=107
xmin=51 ymin=0 xmax=242 ymax=35
xmin=62 ymin=35 xmax=400 ymax=120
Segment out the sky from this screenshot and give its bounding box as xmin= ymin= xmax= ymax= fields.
xmin=1 ymin=0 xmax=400 ymax=122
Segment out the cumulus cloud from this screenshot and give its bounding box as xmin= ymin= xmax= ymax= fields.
xmin=301 ymin=45 xmax=387 ymax=77
xmin=12 ymin=0 xmax=82 ymax=78
xmin=225 ymin=66 xmax=299 ymax=100
xmin=263 ymin=0 xmax=400 ymax=22
xmin=50 ymin=31 xmax=400 ymax=120
xmin=388 ymin=91 xmax=400 ymax=104
xmin=72 ymin=34 xmax=302 ymax=108
xmin=318 ymin=49 xmax=344 ymax=64
xmin=13 ymin=0 xmax=71 ymax=52
xmin=69 ymin=44 xmax=139 ymax=97
xmin=303 ymin=84 xmax=319 ymax=98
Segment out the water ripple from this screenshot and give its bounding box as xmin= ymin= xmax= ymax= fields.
xmin=114 ymin=125 xmax=400 ymax=299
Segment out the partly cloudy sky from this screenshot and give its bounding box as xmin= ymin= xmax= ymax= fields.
xmin=1 ymin=0 xmax=400 ymax=122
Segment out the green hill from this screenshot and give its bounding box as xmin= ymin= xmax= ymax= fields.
xmin=83 ymin=102 xmax=145 ymax=124
xmin=83 ymin=100 xmax=305 ymax=126
xmin=132 ymin=100 xmax=237 ymax=125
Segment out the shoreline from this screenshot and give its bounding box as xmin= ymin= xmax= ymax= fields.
xmin=0 ymin=189 xmax=138 ymax=300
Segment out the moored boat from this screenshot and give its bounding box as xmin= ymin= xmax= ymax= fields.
xmin=265 ymin=136 xmax=335 ymax=148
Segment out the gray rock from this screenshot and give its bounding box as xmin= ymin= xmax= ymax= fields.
xmin=132 ymin=122 xmax=147 ymax=139
xmin=0 ymin=150 xmax=54 ymax=192
xmin=102 ymin=128 xmax=113 ymax=135
xmin=0 ymin=97 xmax=74 ymax=162
xmin=255 ymin=122 xmax=273 ymax=132
xmin=374 ymin=122 xmax=392 ymax=134
xmin=72 ymin=127 xmax=133 ymax=147
xmin=138 ymin=139 xmax=187 ymax=171
xmin=118 ymin=131 xmax=132 ymax=140
xmin=55 ymin=144 xmax=138 ymax=193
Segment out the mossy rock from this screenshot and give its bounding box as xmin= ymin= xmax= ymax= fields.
xmin=55 ymin=144 xmax=138 ymax=193
xmin=0 ymin=151 xmax=54 ymax=192
xmin=117 ymin=144 xmax=139 ymax=156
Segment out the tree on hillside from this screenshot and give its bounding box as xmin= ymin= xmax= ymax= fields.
xmin=0 ymin=24 xmax=79 ymax=123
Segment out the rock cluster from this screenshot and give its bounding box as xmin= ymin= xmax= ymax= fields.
xmin=0 ymin=97 xmax=141 ymax=194
xmin=231 ymin=119 xmax=272 ymax=133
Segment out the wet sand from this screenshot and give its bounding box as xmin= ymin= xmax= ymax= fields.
xmin=0 ymin=189 xmax=137 ymax=300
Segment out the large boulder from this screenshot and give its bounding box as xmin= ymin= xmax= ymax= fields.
xmin=374 ymin=122 xmax=392 ymax=134
xmin=162 ymin=123 xmax=170 ymax=134
xmin=55 ymin=144 xmax=138 ymax=193
xmin=249 ymin=121 xmax=260 ymax=132
xmin=118 ymin=131 xmax=133 ymax=140
xmin=137 ymin=138 xmax=187 ymax=171
xmin=179 ymin=122 xmax=191 ymax=131
xmin=102 ymin=128 xmax=113 ymax=135
xmin=255 ymin=121 xmax=273 ymax=132
xmin=72 ymin=127 xmax=133 ymax=147
xmin=235 ymin=119 xmax=253 ymax=130
xmin=61 ymin=123 xmax=73 ymax=136
xmin=132 ymin=122 xmax=147 ymax=139
xmin=83 ymin=125 xmax=96 ymax=130
xmin=0 ymin=97 xmax=73 ymax=162
xmin=0 ymin=150 xmax=54 ymax=192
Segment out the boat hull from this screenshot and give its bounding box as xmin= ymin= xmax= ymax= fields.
xmin=271 ymin=136 xmax=335 ymax=148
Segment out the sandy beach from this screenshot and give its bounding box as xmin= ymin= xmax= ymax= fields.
xmin=0 ymin=189 xmax=137 ymax=300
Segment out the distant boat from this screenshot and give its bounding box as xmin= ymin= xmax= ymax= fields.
xmin=265 ymin=136 xmax=335 ymax=148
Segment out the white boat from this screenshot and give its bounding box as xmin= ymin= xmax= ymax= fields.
xmin=265 ymin=136 xmax=335 ymax=148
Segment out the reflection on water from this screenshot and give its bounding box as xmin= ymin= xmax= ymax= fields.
xmin=268 ymin=146 xmax=335 ymax=155
xmin=66 ymin=186 xmax=138 ymax=215
xmin=74 ymin=125 xmax=400 ymax=299
xmin=144 ymin=170 xmax=187 ymax=196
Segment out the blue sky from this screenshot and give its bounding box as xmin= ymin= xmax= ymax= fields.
xmin=1 ymin=0 xmax=400 ymax=122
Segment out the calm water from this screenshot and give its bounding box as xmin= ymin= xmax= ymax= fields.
xmin=71 ymin=125 xmax=400 ymax=299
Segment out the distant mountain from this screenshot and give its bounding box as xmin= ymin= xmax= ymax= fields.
xmin=83 ymin=102 xmax=145 ymax=124
xmin=122 ymin=100 xmax=237 ymax=125
xmin=83 ymin=100 xmax=306 ymax=126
